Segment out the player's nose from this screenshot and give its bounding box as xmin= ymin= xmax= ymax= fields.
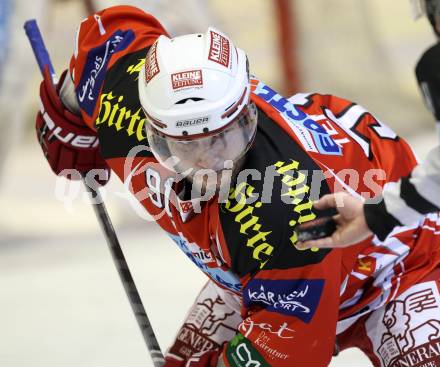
xmin=196 ymin=154 xmax=223 ymax=171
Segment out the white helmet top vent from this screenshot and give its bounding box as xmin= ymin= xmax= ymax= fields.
xmin=138 ymin=27 xmax=250 ymax=137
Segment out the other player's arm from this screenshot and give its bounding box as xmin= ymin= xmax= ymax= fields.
xmin=298 ymin=146 xmax=440 ymax=249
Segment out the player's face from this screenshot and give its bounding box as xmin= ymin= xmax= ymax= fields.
xmin=168 ymin=124 xmax=250 ymax=194
xmin=167 ymin=124 xmax=248 ymax=172
xmin=146 ymin=104 xmax=258 ymax=194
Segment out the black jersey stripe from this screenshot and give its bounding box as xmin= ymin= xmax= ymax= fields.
xmin=400 ymin=175 xmax=440 ymax=215
xmin=364 ymin=197 xmax=402 ymax=241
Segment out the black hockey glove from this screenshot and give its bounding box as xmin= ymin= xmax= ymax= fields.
xmin=415 ymin=42 xmax=440 ymax=123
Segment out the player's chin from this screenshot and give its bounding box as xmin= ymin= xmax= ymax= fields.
xmin=183 ymin=157 xmax=246 ymax=199
xmin=187 ymin=170 xmax=231 ymax=198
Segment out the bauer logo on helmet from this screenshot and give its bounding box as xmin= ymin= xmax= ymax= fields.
xmin=176 ymin=116 xmax=209 ymax=128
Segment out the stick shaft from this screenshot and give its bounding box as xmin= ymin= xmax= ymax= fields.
xmin=83 ymin=184 xmax=165 ymax=367
xmin=24 ymin=19 xmax=164 ymax=367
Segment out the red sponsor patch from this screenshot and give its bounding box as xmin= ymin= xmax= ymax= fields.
xmin=180 ymin=201 xmax=193 ymax=213
xmin=355 ymin=255 xmax=376 ymax=277
xmin=145 ymin=42 xmax=160 ymax=83
xmin=171 ymin=69 xmax=203 ymax=90
xmin=208 ymin=31 xmax=230 ymax=67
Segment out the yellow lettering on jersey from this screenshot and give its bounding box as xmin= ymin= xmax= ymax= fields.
xmin=275 ymin=160 xmax=318 ymax=252
xmin=127 ymin=59 xmax=145 ymax=75
xmin=225 ymin=183 xmax=274 ymax=269
xmin=96 ymin=92 xmax=147 ymax=142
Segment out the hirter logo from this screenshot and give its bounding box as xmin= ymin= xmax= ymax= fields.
xmin=208 ymin=31 xmax=230 ymax=68
xmin=171 ymin=70 xmax=203 ymax=90
xmin=145 ymin=42 xmax=160 ymax=83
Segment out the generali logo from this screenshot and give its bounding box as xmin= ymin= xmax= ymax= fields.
xmin=145 ymin=42 xmax=160 ymax=83
xmin=376 ymin=286 xmax=440 ymax=366
xmin=171 ymin=69 xmax=203 ymax=90
xmin=208 ymin=31 xmax=230 ymax=68
xmin=169 ymin=295 xmax=238 ymax=359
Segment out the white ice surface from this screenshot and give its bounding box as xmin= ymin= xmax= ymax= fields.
xmin=0 ymin=222 xmax=371 ymax=366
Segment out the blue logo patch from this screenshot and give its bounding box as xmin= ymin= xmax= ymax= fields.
xmin=253 ymin=82 xmax=342 ymax=156
xmin=243 ymin=278 xmax=324 ymax=323
xmin=169 ymin=233 xmax=242 ymax=293
xmin=76 ymin=29 xmax=135 ymax=116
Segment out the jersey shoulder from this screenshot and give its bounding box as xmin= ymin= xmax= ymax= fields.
xmin=251 ymin=79 xmax=417 ymax=182
xmin=69 ymin=5 xmax=168 ymax=126
xmin=95 ymin=48 xmax=153 ymax=159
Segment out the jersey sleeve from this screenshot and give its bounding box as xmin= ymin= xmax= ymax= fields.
xmin=286 ymin=93 xmax=419 ymax=199
xmin=68 ymin=5 xmax=168 ymax=129
xmin=365 ymin=145 xmax=440 ymax=240
xmin=65 ymin=6 xmax=178 ymax=233
xmin=317 ymin=93 xmax=417 ymax=181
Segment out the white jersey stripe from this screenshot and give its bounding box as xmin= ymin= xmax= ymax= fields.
xmin=382 ymin=181 xmax=426 ymax=226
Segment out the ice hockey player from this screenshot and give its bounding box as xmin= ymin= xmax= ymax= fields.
xmin=36 ymin=5 xmax=440 ymax=367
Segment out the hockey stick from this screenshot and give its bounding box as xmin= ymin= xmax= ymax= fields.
xmin=83 ymin=0 xmax=96 ymax=16
xmin=24 ymin=19 xmax=165 ymax=367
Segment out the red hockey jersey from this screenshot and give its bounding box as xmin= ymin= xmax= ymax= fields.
xmin=66 ymin=6 xmax=440 ymax=366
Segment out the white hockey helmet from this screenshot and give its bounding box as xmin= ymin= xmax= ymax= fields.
xmin=410 ymin=0 xmax=440 ymax=34
xmin=411 ymin=0 xmax=427 ymax=19
xmin=138 ymin=27 xmax=257 ymax=173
